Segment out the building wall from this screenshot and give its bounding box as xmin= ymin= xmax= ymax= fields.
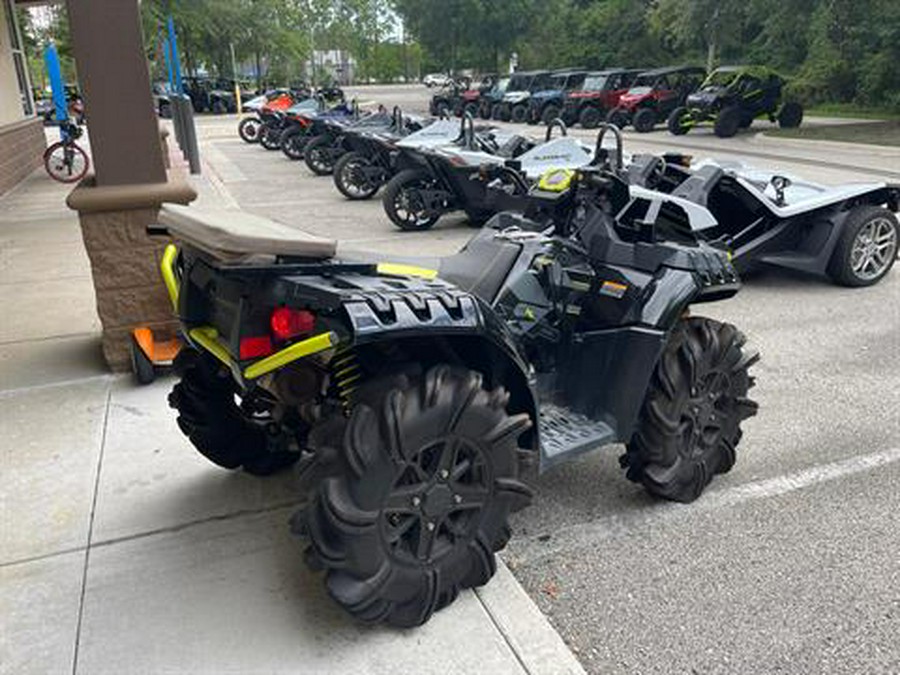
xmin=0 ymin=0 xmax=24 ymax=126
xmin=0 ymin=2 xmax=43 ymax=196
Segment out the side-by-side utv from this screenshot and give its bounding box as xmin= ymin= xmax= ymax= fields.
xmin=157 ymin=132 xmax=758 ymax=627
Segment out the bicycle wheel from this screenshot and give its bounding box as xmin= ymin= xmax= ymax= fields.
xmin=44 ymin=142 xmax=90 ymax=183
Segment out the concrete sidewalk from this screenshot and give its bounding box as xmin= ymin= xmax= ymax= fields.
xmin=0 ymin=170 xmax=584 ymax=675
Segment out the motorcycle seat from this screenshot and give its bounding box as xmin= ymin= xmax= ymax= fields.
xmin=158 ymin=204 xmax=337 ymax=261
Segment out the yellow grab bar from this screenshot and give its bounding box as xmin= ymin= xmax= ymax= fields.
xmin=188 ymin=326 xmax=232 ymax=367
xmin=244 ymin=331 xmax=339 ymax=379
xmin=161 ymin=244 xmax=180 ymax=310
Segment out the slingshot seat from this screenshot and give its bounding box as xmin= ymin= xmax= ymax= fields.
xmin=159 ymin=204 xmax=337 ymax=261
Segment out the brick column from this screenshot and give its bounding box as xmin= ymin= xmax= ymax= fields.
xmin=67 ymin=180 xmax=196 ymax=370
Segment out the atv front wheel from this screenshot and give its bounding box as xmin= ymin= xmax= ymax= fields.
xmin=238 ymin=117 xmax=261 ymax=143
xmin=777 ymin=101 xmax=803 ymax=129
xmin=714 ymin=107 xmax=742 ymax=138
xmin=168 ymin=349 xmax=301 ymax=476
xmin=579 ymin=106 xmax=602 ymax=129
xmin=606 ymin=108 xmax=630 ymax=130
xmin=624 ymin=317 xmax=759 ymax=503
xmin=632 ymin=108 xmax=657 ymax=133
xmin=304 ymin=135 xmax=337 ymax=175
xmin=299 ymin=366 xmax=533 ymax=626
xmin=510 ymin=104 xmax=529 ymax=124
xmin=667 ymin=107 xmax=691 ymax=136
xmin=382 ymin=169 xmax=443 ymax=231
xmin=333 ymin=151 xmax=382 ymax=200
xmin=828 ymin=206 xmax=899 ymax=287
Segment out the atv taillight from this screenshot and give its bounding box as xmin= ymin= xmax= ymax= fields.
xmin=270 ymin=307 xmax=316 ymax=340
xmin=239 ymin=335 xmax=274 ymax=359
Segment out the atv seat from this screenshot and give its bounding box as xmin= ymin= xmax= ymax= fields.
xmin=670 ymin=164 xmax=724 ymax=207
xmin=438 ymin=235 xmax=522 ymax=304
xmin=158 ymin=204 xmax=337 ymax=261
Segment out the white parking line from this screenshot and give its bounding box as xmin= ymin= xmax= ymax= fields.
xmin=511 ymin=447 xmax=900 ymax=564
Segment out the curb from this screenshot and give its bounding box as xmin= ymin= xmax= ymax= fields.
xmin=755 ymin=130 xmax=900 ymax=157
xmin=475 ymin=560 xmax=586 ymax=675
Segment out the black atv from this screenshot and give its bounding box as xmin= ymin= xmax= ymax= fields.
xmin=667 ymin=66 xmax=803 ymax=138
xmin=158 ymin=135 xmax=759 ymax=628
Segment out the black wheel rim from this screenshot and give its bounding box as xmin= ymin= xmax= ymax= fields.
xmin=380 ymin=436 xmax=491 ymax=564
xmin=393 ymin=182 xmax=434 ymax=227
xmin=682 ymin=371 xmax=732 ymax=457
xmin=341 ymin=158 xmax=377 ymax=197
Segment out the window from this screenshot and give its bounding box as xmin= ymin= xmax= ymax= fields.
xmin=3 ymin=0 xmax=33 ymax=115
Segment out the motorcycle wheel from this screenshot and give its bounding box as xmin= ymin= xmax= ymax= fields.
xmin=260 ymin=127 xmax=283 ymax=150
xmin=333 ymin=152 xmax=382 ymax=200
xmin=238 ymin=117 xmax=261 ymax=143
xmin=281 ymin=127 xmax=308 ymax=160
xmin=304 ymin=135 xmax=337 ymax=175
xmin=382 ymin=169 xmax=442 ymax=231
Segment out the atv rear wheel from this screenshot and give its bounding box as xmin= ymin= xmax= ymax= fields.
xmin=304 ymin=135 xmax=336 ymax=175
xmin=667 ymin=107 xmax=691 ymax=135
xmin=632 ymin=108 xmax=657 ymax=133
xmin=238 ymin=117 xmax=261 ymax=143
xmin=579 ymin=106 xmax=602 ymax=129
xmin=382 ymin=169 xmax=443 ymax=231
xmin=280 ymin=127 xmax=308 ymax=160
xmin=624 ymin=317 xmax=758 ymax=503
xmin=333 ymin=151 xmax=381 ymax=200
xmin=510 ymin=104 xmax=529 ymax=124
xmin=714 ymin=106 xmax=742 ymax=138
xmin=777 ymin=101 xmax=803 ymax=129
xmin=299 ymin=365 xmax=533 ymax=627
xmin=828 ymin=206 xmax=899 ymax=287
xmin=606 ymin=108 xmax=630 ymax=130
xmin=168 ymin=349 xmax=301 ymax=476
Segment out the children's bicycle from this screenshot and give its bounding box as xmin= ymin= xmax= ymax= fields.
xmin=43 ymin=121 xmax=90 ymax=183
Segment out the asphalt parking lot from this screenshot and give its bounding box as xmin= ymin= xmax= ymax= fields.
xmin=192 ymin=85 xmax=899 ymax=674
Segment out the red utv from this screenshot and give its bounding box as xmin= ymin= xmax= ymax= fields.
xmin=606 ymin=66 xmax=706 ymax=132
xmin=562 ymin=69 xmax=644 ymax=128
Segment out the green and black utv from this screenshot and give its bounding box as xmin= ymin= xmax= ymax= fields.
xmin=667 ymin=66 xmax=803 ymax=138
xmin=157 ymin=129 xmax=759 ymax=628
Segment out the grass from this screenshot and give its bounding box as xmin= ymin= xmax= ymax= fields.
xmin=766 ymin=120 xmax=900 ymax=146
xmin=805 ymin=103 xmax=900 ymax=121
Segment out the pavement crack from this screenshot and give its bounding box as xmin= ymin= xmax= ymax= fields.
xmin=71 ymin=382 xmax=112 ymax=675
xmin=88 ymin=500 xmax=303 ymax=550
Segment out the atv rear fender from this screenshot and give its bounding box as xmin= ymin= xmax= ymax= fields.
xmin=165 ymin=247 xmax=541 ymax=456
